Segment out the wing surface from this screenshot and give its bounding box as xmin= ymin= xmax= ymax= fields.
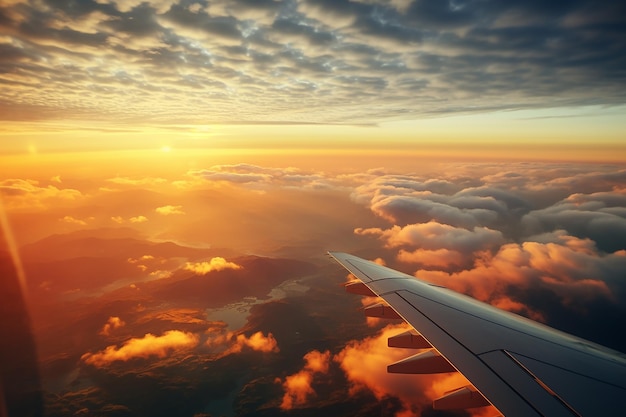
xmin=329 ymin=251 xmax=626 ymax=417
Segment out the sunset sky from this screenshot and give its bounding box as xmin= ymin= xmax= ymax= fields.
xmin=0 ymin=0 xmax=625 ymax=158
xmin=1 ymin=1 xmax=626 ymax=417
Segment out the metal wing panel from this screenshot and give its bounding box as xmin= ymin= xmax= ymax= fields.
xmin=331 ymin=252 xmax=415 ymax=282
xmin=381 ymin=291 xmax=547 ymax=417
xmin=329 ymin=252 xmax=626 ymax=417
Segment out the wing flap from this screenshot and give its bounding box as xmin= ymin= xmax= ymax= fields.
xmin=433 ymin=385 xmax=490 ymax=410
xmin=387 ymin=349 xmax=456 ymax=374
xmin=387 ymin=330 xmax=431 ymax=349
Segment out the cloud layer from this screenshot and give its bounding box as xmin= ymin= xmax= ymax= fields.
xmin=1 ymin=0 xmax=624 ymax=124
xmin=351 ymin=163 xmax=626 ymax=350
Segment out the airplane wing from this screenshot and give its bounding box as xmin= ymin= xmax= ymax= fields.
xmin=328 ymin=251 xmax=626 ymax=417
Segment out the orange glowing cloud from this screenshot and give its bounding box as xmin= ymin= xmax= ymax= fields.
xmin=416 ymin=232 xmax=617 ymax=308
xmin=99 ymin=316 xmax=126 ymax=336
xmin=129 ymin=215 xmax=148 ymax=223
xmin=334 ymin=323 xmax=417 ymax=398
xmin=280 ymin=350 xmax=331 ymax=410
xmin=302 ymin=349 xmax=331 ymax=373
xmin=397 ymin=248 xmax=466 ymax=269
xmin=81 ymin=330 xmax=199 ymax=367
xmin=109 ymin=215 xmax=149 ymax=224
xmin=155 ymin=205 xmax=185 ymax=215
xmin=356 ymin=222 xmax=503 ymax=254
xmin=0 ymin=178 xmax=83 ymax=210
xmin=232 ymin=331 xmax=280 ymax=353
xmin=206 ymin=329 xmax=280 ymax=356
xmin=281 ymin=372 xmax=314 ymax=409
xmin=183 ymin=257 xmax=242 ymax=275
xmin=334 ymin=324 xmax=497 ymax=416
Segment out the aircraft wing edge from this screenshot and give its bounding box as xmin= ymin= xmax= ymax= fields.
xmin=328 ymin=251 xmax=626 ymax=417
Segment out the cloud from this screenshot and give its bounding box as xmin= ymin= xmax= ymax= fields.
xmin=206 ymin=328 xmax=280 ymax=356
xmin=334 ymin=324 xmax=482 ymax=416
xmin=129 ymin=215 xmax=148 ymax=223
xmin=189 ymin=164 xmax=334 ymax=189
xmin=357 ymin=221 xmax=504 ymax=252
xmin=522 ymin=190 xmax=626 ymax=252
xmin=99 ymin=316 xmax=126 ymax=336
xmin=81 ymin=330 xmax=199 ymax=367
xmin=0 ymin=0 xmax=624 ymax=125
xmin=353 ymin=166 xmax=626 ymax=249
xmin=60 ymin=215 xmax=88 ymax=226
xmin=280 ymin=349 xmax=331 ymax=410
xmin=355 ymin=221 xmax=504 ymax=271
xmin=416 ymin=232 xmax=620 ymax=309
xmin=110 ymin=215 xmax=149 ymax=224
xmin=351 ymin=164 xmax=626 ymax=350
xmin=490 ymin=296 xmax=546 ymax=323
xmin=183 ymin=257 xmax=242 ymax=275
xmin=397 ymin=248 xmax=467 ymax=270
xmin=155 ymin=205 xmax=185 ymax=215
xmin=230 ymin=331 xmax=280 ymax=354
xmin=0 ymin=179 xmax=82 ymax=209
xmin=107 ymin=177 xmax=167 ymax=186
xmin=280 ymin=372 xmax=315 ymax=410
xmin=352 ymin=176 xmax=523 ymax=230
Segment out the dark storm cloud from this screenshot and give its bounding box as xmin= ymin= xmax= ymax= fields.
xmin=1 ymin=0 xmax=625 ymax=123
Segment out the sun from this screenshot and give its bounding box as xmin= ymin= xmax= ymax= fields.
xmin=161 ymin=146 xmax=171 ymax=152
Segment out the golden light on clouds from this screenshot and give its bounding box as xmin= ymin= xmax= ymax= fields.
xmin=280 ymin=350 xmax=331 ymax=410
xmin=82 ymin=330 xmax=199 ymax=367
xmin=1 ymin=140 xmax=624 ymax=416
xmin=100 ymin=316 xmax=126 ymax=336
xmin=334 ymin=324 xmax=500 ymax=416
xmin=183 ymin=258 xmax=242 ymax=275
xmin=155 ymin=205 xmax=185 ymax=215
xmin=1 ymin=2 xmax=625 ymax=410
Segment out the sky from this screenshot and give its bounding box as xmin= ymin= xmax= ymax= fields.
xmin=0 ymin=0 xmax=625 ymax=158
xmin=1 ymin=1 xmax=626 ymax=417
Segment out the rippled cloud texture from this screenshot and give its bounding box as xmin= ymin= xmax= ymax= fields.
xmin=1 ymin=0 xmax=625 ymax=124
